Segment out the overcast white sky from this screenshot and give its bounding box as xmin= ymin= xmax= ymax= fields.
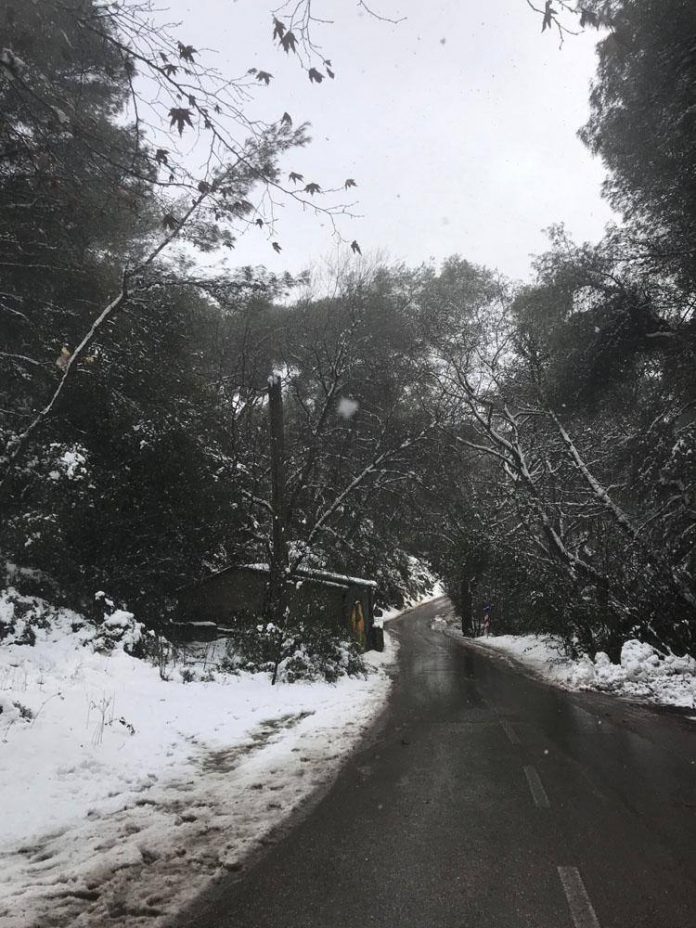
xmin=164 ymin=0 xmax=616 ymax=281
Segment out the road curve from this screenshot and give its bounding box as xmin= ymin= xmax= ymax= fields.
xmin=173 ymin=597 xmax=696 ymax=928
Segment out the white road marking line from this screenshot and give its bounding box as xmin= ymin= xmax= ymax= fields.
xmin=500 ymin=720 xmax=520 ymax=745
xmin=523 ymin=764 xmax=550 ymax=808
xmin=558 ymin=866 xmax=601 ymax=928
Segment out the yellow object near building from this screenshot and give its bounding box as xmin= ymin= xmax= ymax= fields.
xmin=350 ymin=600 xmax=366 ymax=649
xmin=176 ymin=563 xmax=381 ymax=651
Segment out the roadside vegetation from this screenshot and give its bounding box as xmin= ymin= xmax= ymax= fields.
xmin=1 ymin=0 xmax=695 ymax=671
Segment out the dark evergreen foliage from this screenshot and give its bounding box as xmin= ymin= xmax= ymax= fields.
xmin=1 ymin=0 xmax=695 ymax=667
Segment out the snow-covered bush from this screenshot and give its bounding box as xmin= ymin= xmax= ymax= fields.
xmin=0 ymin=694 xmax=33 ymax=726
xmin=0 ymin=587 xmax=147 ymax=662
xmin=219 ymin=617 xmax=365 ymax=683
xmin=276 ymin=624 xmax=365 ymax=683
xmin=3 ymin=561 xmax=58 ymax=601
xmin=90 ymin=591 xmax=145 ymax=655
xmin=0 ymin=588 xmax=53 ymax=646
xmin=481 ymin=633 xmax=696 ymax=709
xmin=92 ymin=609 xmax=144 ymax=656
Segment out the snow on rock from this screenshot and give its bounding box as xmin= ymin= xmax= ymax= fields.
xmin=0 ymin=589 xmax=397 ymax=928
xmin=473 ymin=633 xmax=696 ymax=709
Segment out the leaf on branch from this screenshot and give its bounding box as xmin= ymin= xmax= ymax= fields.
xmin=344 ymin=178 xmax=357 ymax=189
xmin=255 ymin=218 xmax=264 ymax=227
xmin=579 ymin=8 xmax=599 ymax=28
xmin=168 ymin=107 xmax=193 ymax=136
xmin=289 ymin=171 xmax=304 ymax=183
xmin=281 ymin=112 xmax=292 ymax=126
xmin=232 ymin=199 xmax=253 ymax=214
xmin=177 ymin=42 xmax=197 ymax=62
xmin=256 ymin=70 xmax=273 ymax=85
xmin=162 ymin=213 xmax=179 ymax=230
xmin=163 ymin=64 xmax=178 ymax=76
xmin=326 ymin=66 xmax=335 ymax=79
xmin=272 ymin=241 xmax=282 ymax=253
xmin=273 ymin=17 xmax=286 ymax=41
xmin=542 ymin=2 xmax=556 ymax=32
xmin=155 ymin=148 xmax=169 ymax=165
xmin=248 ymin=68 xmax=257 ymax=74
xmin=280 ymin=31 xmax=297 ymax=54
xmin=197 ymin=180 xmax=211 ymax=194
xmin=308 ymin=68 xmax=324 ymax=84
xmin=351 ymin=240 xmax=362 ymax=255
xmin=304 ymin=182 xmax=321 ymax=195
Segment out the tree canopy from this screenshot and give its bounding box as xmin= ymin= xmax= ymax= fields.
xmin=1 ymin=0 xmax=695 ymax=667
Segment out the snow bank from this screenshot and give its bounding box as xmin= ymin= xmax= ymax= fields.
xmin=473 ymin=633 xmax=696 ymax=709
xmin=0 ymin=589 xmax=397 ymax=927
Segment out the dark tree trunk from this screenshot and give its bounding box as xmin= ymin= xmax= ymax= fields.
xmin=267 ymin=374 xmax=288 ymax=636
xmin=460 ymin=577 xmax=474 ymax=636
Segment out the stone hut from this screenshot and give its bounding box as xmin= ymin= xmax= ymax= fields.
xmin=175 ymin=564 xmax=381 ymax=650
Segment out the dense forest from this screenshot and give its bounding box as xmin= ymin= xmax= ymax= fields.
xmin=2 ymin=0 xmax=695 ymax=667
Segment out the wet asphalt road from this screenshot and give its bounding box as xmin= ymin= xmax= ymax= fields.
xmin=174 ymin=597 xmax=696 ymax=928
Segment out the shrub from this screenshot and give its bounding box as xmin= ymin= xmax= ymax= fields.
xmin=220 ymin=616 xmax=365 ymax=683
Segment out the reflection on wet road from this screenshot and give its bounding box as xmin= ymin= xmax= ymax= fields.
xmin=176 ymin=597 xmax=696 ymax=928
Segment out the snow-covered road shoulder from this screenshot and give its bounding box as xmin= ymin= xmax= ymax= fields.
xmin=463 ymin=633 xmax=696 ymax=711
xmin=0 ymin=591 xmax=397 ymax=928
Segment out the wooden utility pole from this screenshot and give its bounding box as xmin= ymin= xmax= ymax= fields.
xmin=267 ymin=373 xmax=288 ymax=627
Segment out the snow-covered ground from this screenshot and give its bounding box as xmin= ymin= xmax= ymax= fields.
xmin=0 ymin=589 xmax=398 ymax=928
xmin=469 ymin=633 xmax=696 ymax=710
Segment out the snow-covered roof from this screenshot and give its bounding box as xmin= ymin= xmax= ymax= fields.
xmin=179 ymin=563 xmax=377 ymax=594
xmin=238 ymin=563 xmax=378 ymax=589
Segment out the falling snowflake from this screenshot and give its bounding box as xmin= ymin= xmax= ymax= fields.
xmin=337 ymin=397 xmax=359 ymax=419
